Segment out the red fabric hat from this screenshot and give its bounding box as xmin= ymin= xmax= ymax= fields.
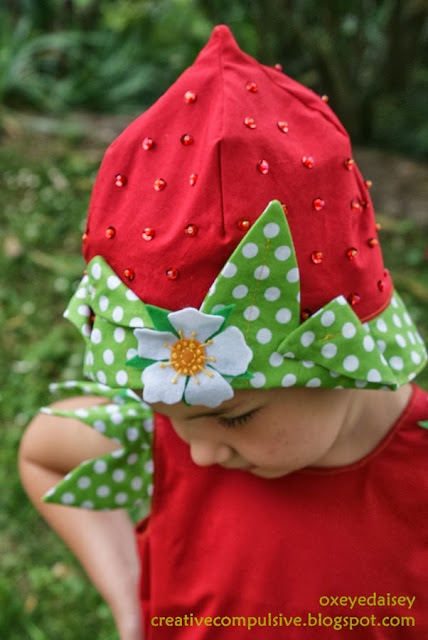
xmin=83 ymin=24 xmax=391 ymax=322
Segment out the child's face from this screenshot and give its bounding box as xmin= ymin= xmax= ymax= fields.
xmin=150 ymin=387 xmax=356 ymax=478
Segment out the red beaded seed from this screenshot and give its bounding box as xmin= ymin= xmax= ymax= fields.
xmin=365 ymin=179 xmax=373 ymax=189
xmin=244 ymin=117 xmax=256 ymax=129
xmin=257 ymin=160 xmax=269 ymax=174
xmin=189 ymin=173 xmax=198 ymax=186
xmin=115 ymin=173 xmax=127 ymax=187
xmin=82 ymin=232 xmax=88 ymax=243
xmin=184 ymin=224 xmax=198 ymax=236
xmin=321 ymin=95 xmax=329 ymax=103
xmin=277 ymin=121 xmax=289 ymax=133
xmin=348 ymin=292 xmax=361 ymax=306
xmin=347 ymin=248 xmax=358 ymax=260
xmin=181 ymin=134 xmax=194 ymax=146
xmin=301 ymin=309 xmax=312 ymax=321
xmin=351 ymin=198 xmax=361 ymax=211
xmin=311 ymin=251 xmax=323 ymax=264
xmin=375 ymin=222 xmax=382 ymax=231
xmin=274 ymin=63 xmax=283 ymax=71
xmin=142 ymin=228 xmax=155 ymax=241
xmin=302 ymin=156 xmax=315 ymax=168
xmin=105 ymin=226 xmax=116 ymax=239
xmin=344 ymin=158 xmax=355 ymax=170
xmin=368 ymin=237 xmax=379 ymax=248
xmin=142 ymin=137 xmax=154 ymax=150
xmin=377 ymin=280 xmax=386 ymax=292
xmin=184 ymin=91 xmax=196 ymax=103
xmin=237 ymin=218 xmax=251 ymax=231
xmin=124 ymin=268 xmax=135 ymax=281
xmin=246 ymin=81 xmax=258 ymax=92
xmin=312 ymin=197 xmax=325 ymax=211
xmin=281 ymin=203 xmax=289 ymax=215
xmin=166 ymin=268 xmax=179 ymax=280
xmin=154 ymin=178 xmax=166 ymax=191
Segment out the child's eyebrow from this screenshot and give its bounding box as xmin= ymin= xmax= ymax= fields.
xmin=186 ymin=403 xmax=243 ymax=421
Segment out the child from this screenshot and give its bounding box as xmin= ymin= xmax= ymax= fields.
xmin=19 ymin=25 xmax=428 ymax=639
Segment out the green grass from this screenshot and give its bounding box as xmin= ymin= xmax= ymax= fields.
xmin=1 ymin=123 xmax=427 ymax=639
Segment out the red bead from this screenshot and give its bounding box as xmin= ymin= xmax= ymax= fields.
xmin=321 ymin=94 xmax=329 ymax=103
xmin=344 ymin=158 xmax=355 ymax=170
xmin=257 ymin=160 xmax=269 ymax=174
xmin=189 ymin=173 xmax=198 ymax=186
xmin=301 ymin=309 xmax=312 ymax=321
xmin=184 ymin=224 xmax=198 ymax=236
xmin=347 ymin=248 xmax=358 ymax=260
xmin=237 ymin=218 xmax=251 ymax=231
xmin=105 ymin=226 xmax=116 ymax=239
xmin=184 ymin=91 xmax=196 ymax=103
xmin=302 ymin=156 xmax=315 ymax=168
xmin=246 ymin=81 xmax=258 ymax=93
xmin=277 ymin=121 xmax=289 ymax=133
xmin=351 ymin=198 xmax=361 ymax=211
xmin=154 ymin=178 xmax=166 ymax=191
xmin=142 ymin=228 xmax=155 ymax=241
xmin=312 ymin=197 xmax=325 ymax=211
xmin=181 ymin=134 xmax=194 ymax=146
xmin=365 ymin=179 xmax=373 ymax=189
xmin=281 ymin=203 xmax=289 ymax=215
xmin=142 ymin=137 xmax=154 ymax=150
xmin=311 ymin=251 xmax=323 ymax=264
xmin=124 ymin=269 xmax=135 ymax=281
xmin=82 ymin=232 xmax=88 ymax=244
xmin=368 ymin=237 xmax=379 ymax=248
xmin=274 ymin=63 xmax=283 ymax=71
xmin=244 ymin=117 xmax=256 ymax=129
xmin=115 ymin=173 xmax=127 ymax=187
xmin=377 ymin=280 xmax=386 ymax=292
xmin=375 ymin=222 xmax=382 ymax=231
xmin=348 ymin=292 xmax=361 ymax=306
xmin=166 ymin=268 xmax=179 ymax=280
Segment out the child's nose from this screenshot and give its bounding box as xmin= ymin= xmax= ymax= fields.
xmin=189 ymin=440 xmax=234 ymax=467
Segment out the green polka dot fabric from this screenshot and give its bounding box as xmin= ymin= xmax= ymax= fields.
xmin=42 ymin=382 xmax=154 ymax=509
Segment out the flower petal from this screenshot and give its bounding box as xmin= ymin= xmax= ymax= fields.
xmin=168 ymin=308 xmax=224 ymax=342
xmin=142 ymin=362 xmax=186 ymax=404
xmin=184 ymin=368 xmax=234 ymax=408
xmin=206 ymin=326 xmax=253 ymax=376
xmin=134 ymin=328 xmax=176 ymax=361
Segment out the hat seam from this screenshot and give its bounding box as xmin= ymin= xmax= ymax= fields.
xmin=217 ymin=26 xmax=227 ymax=236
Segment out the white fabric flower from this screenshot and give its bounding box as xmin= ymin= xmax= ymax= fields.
xmin=134 ymin=308 xmax=253 ymax=407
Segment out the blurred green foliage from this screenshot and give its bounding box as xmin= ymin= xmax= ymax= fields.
xmin=1 ymin=0 xmax=428 ymax=156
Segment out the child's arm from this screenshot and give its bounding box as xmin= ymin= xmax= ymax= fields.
xmin=18 ymin=396 xmax=144 ymax=640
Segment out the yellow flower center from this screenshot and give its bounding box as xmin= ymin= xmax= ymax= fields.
xmin=161 ymin=330 xmax=216 ymax=384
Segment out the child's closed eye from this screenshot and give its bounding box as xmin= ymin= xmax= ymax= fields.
xmin=218 ymin=408 xmax=260 ymax=429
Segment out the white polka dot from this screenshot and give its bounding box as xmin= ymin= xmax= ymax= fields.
xmin=78 ymin=305 xmax=91 ymax=317
xmin=243 ymin=306 xmax=260 ymax=321
xmin=144 ymin=418 xmax=154 ymax=433
xmin=367 ymin=369 xmax=382 ymax=382
xmin=330 ymin=371 xmax=340 ymax=378
xmin=392 ymin=314 xmax=402 ymax=328
xmin=343 ymin=355 xmax=359 ymax=372
xmin=116 ymin=370 xmax=128 ymax=386
xmin=75 ymin=408 xmax=89 ymax=419
xmin=126 ymin=427 xmax=139 ymax=441
xmin=264 ymin=287 xmax=281 ymax=301
xmin=242 ymin=243 xmax=259 ymax=258
xmin=286 ymin=267 xmax=299 ymax=283
xmin=91 ymin=263 xmax=102 ymax=280
xmin=363 ymin=335 xmax=375 ymax=352
xmin=263 ymin=222 xmax=280 ymax=238
xmin=250 ymin=372 xmax=266 ymax=388
xmin=254 ymin=265 xmax=270 ymax=280
xmin=113 ymin=469 xmax=126 ymax=482
xmin=115 ymin=493 xmax=128 ymax=505
xmin=127 ymin=453 xmax=139 ymax=465
xmin=94 ymin=460 xmax=107 ymax=473
xmin=355 ymin=380 xmax=368 ymax=389
xmin=91 ymin=328 xmax=102 ymax=344
xmin=97 ymin=486 xmax=111 ymax=498
xmin=342 ymin=323 xmax=357 ymax=339
xmin=75 ymin=286 xmax=87 ymax=299
xmin=127 ymin=348 xmax=138 ymax=360
xmin=85 ymin=351 xmax=94 ymax=366
xmin=222 ymin=262 xmax=237 ymax=278
xmin=395 ymin=334 xmax=407 ymax=348
xmin=77 ymin=476 xmax=91 ymax=489
xmin=103 ymin=349 xmax=115 ymax=365
xmin=211 ymin=304 xmax=226 ymax=313
xmin=112 ymin=306 xmax=124 ymax=322
xmin=284 ymin=352 xmax=295 ymax=359
xmin=282 ymin=374 xmax=297 ymax=387
xmin=376 ymin=319 xmax=388 ymax=333
xmin=232 ymin=284 xmax=248 ymax=299
xmin=82 ymin=324 xmax=91 ymax=338
xmin=306 ymin=378 xmax=321 ymax=387
xmin=337 ymin=296 xmax=347 ymax=306
xmin=301 ymin=331 xmax=315 ymax=347
xmin=377 ymin=340 xmax=387 ymax=353
xmin=269 ymin=352 xmax=283 ymax=367
xmin=111 ymin=449 xmax=125 ymax=458
xmin=131 ymin=477 xmax=143 ymax=491
xmin=321 ymin=311 xmax=335 ymax=327
xmin=321 ymin=343 xmax=337 ymax=359
xmin=81 ymin=500 xmax=94 ymax=509
xmin=93 ymin=420 xmax=106 ymax=433
xmin=302 ymin=361 xmax=315 ymax=368
xmin=111 ymin=412 xmax=124 ymax=425
xmin=99 ymin=296 xmax=109 ymax=311
xmin=275 ymin=245 xmax=291 ymax=261
xmin=97 ymin=371 xmax=107 ymax=384
xmin=403 ymin=312 xmax=412 ymax=326
xmin=276 ymin=308 xmax=292 ymax=324
xmin=107 ymin=275 xmax=121 ymax=290
xmin=411 ymin=351 xmax=422 ymax=365
xmin=144 ymin=460 xmax=154 ymax=473
xmin=61 ymin=492 xmax=75 ymax=505
xmin=126 ymin=289 xmax=139 ymax=301
xmin=130 ymin=317 xmax=145 ymax=327
xmin=256 ymin=328 xmax=272 ymax=344
xmin=208 ymin=282 xmax=216 ymax=296
xmin=390 ymin=356 xmax=404 ymax=371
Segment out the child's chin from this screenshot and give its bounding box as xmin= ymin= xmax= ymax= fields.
xmin=248 ymin=467 xmax=289 ymax=479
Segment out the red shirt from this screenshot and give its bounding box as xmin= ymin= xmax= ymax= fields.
xmin=137 ymin=385 xmax=428 ymax=638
